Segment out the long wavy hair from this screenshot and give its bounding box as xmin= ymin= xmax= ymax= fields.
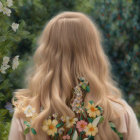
xmin=13 ymin=11 xmax=125 ymax=140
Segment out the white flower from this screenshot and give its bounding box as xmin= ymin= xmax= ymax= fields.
xmin=11 ymin=23 xmax=19 ymax=32
xmin=52 ymin=113 xmax=58 ymax=119
xmin=3 ymin=56 xmax=10 ymax=65
xmin=24 ymin=105 xmax=35 ymax=117
xmin=0 ymin=2 xmax=3 ymax=12
xmin=0 ymin=1 xmax=12 ymax=16
xmin=0 ymin=56 xmax=10 ymax=74
xmin=0 ymin=65 xmax=10 ymax=74
xmin=6 ymin=0 xmax=13 ymax=7
xmin=65 ymin=117 xmax=78 ymax=128
xmin=0 ymin=67 xmax=6 ymax=74
xmin=2 ymin=7 xmax=11 ymax=16
xmin=12 ymin=55 xmax=19 ymax=70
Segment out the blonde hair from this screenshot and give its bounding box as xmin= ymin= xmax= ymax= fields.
xmin=13 ymin=11 xmax=124 ymax=140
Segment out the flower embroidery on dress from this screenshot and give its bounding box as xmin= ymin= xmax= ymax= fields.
xmin=42 ymin=119 xmax=58 ymax=136
xmin=13 ymin=76 xmax=123 ymax=140
xmin=86 ymin=102 xmax=101 ymax=118
xmin=65 ymin=117 xmax=78 ymax=128
xmin=40 ymin=77 xmax=104 ymax=139
xmin=85 ymin=123 xmax=98 ymax=136
xmin=76 ymin=120 xmax=88 ymax=132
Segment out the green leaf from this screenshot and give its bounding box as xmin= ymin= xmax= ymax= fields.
xmin=80 ymin=115 xmax=83 ymax=120
xmin=24 ymin=121 xmax=30 ymax=127
xmin=86 ymin=86 xmax=90 ymax=92
xmin=89 ymin=100 xmax=94 ymax=105
xmin=68 ymin=128 xmax=73 ymax=135
xmin=109 ymin=122 xmax=116 ymax=128
xmin=109 ymin=122 xmax=123 ymax=139
xmin=0 ymin=36 xmax=6 ymax=42
xmin=0 ymin=109 xmax=8 ymax=116
xmin=88 ymin=136 xmax=94 ymax=140
xmin=56 ymin=122 xmax=64 ymax=128
xmin=54 ymin=133 xmax=59 ymax=140
xmin=81 ymin=102 xmax=84 ymax=106
xmin=82 ymin=111 xmax=86 ymax=118
xmin=80 ymin=131 xmax=85 ymax=135
xmin=19 ymin=19 xmax=26 ymax=29
xmin=24 ymin=127 xmax=30 ymax=135
xmin=13 ymin=97 xmax=18 ymax=101
xmin=31 ymin=128 xmax=37 ymax=135
xmin=79 ymin=133 xmax=82 ymax=140
xmin=97 ymin=106 xmax=103 ymax=111
xmin=118 ymin=132 xmax=123 ymax=138
xmin=99 ymin=116 xmax=104 ymax=124
xmin=20 ymin=31 xmax=30 ymax=36
xmin=81 ymin=84 xmax=86 ymax=89
xmin=87 ymin=117 xmax=93 ymax=123
xmin=24 ymin=121 xmax=28 ymax=125
xmin=0 ymin=93 xmax=5 ymax=101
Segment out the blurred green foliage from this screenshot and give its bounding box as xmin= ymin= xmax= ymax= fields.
xmin=0 ymin=0 xmax=140 ymax=139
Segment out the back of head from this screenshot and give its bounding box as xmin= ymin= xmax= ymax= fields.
xmin=13 ymin=11 xmax=124 ymax=140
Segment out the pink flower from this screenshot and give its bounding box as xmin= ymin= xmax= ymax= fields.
xmin=62 ymin=134 xmax=70 ymax=140
xmin=76 ymin=120 xmax=88 ymax=132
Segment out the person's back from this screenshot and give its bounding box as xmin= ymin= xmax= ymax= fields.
xmin=8 ymin=11 xmax=140 ymax=140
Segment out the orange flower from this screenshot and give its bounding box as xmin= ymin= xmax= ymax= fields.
xmin=85 ymin=123 xmax=98 ymax=136
xmin=86 ymin=102 xmax=100 ymax=118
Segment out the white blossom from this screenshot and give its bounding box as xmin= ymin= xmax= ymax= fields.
xmin=6 ymin=0 xmax=13 ymax=7
xmin=24 ymin=105 xmax=36 ymax=117
xmin=3 ymin=56 xmax=10 ymax=65
xmin=11 ymin=23 xmax=19 ymax=32
xmin=2 ymin=7 xmax=11 ymax=16
xmin=65 ymin=117 xmax=78 ymax=128
xmin=0 ymin=56 xmax=10 ymax=74
xmin=0 ymin=64 xmax=10 ymax=74
xmin=0 ymin=1 xmax=12 ymax=16
xmin=12 ymin=55 xmax=19 ymax=70
xmin=52 ymin=113 xmax=58 ymax=119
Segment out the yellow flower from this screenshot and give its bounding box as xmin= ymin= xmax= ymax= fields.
xmin=65 ymin=117 xmax=78 ymax=128
xmin=86 ymin=103 xmax=100 ymax=118
xmin=42 ymin=119 xmax=58 ymax=136
xmin=85 ymin=123 xmax=98 ymax=136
